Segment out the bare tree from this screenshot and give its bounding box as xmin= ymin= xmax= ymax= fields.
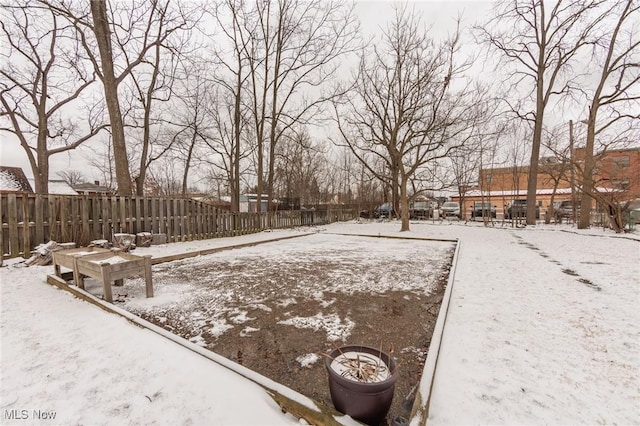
xmin=56 ymin=170 xmax=86 ymax=187
xmin=0 ymin=1 xmax=106 ymax=193
xmin=86 ymin=134 xmax=136 ymax=192
xmin=477 ymin=0 xmax=608 ymax=225
xmin=45 ymin=0 xmax=193 ymax=195
xmin=146 ymin=155 xmax=183 ymax=195
xmin=540 ymin=125 xmax=572 ymax=223
xmin=206 ymin=0 xmax=256 ymax=211
xmin=241 ymin=0 xmax=360 ymax=213
xmin=354 ymin=160 xmax=385 ymax=215
xmin=123 ymin=1 xmax=198 ymax=196
xmin=476 ymin=127 xmax=503 ymax=225
xmin=333 ymin=146 xmax=357 ymax=205
xmin=449 ymin=143 xmax=483 ymax=220
xmin=577 ymin=0 xmax=639 ymax=228
xmin=493 ymin=124 xmax=532 ymax=223
xmin=164 ymin=57 xmax=217 ymax=197
xmin=446 ymin=113 xmax=505 ymax=221
xmin=333 ymin=5 xmax=487 ymax=231
xmin=199 ymin=86 xmax=254 ymax=202
xmin=273 ymin=128 xmax=328 ymax=206
xmin=88 ymin=0 xmax=131 ymax=194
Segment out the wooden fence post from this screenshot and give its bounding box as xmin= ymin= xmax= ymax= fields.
xmin=134 ymin=196 xmax=141 ymax=235
xmin=34 ymin=194 xmax=44 ymax=247
xmin=159 ymin=198 xmax=166 ymax=238
xmin=144 ymin=255 xmax=153 ymax=298
xmin=21 ymin=194 xmax=31 ymax=258
xmin=8 ymin=194 xmax=19 ymax=257
xmin=60 ymin=196 xmax=70 ymax=242
xmin=101 ymin=195 xmax=110 ymax=240
xmin=81 ymin=196 xmax=91 ymax=246
xmin=173 ymin=198 xmax=180 ymax=242
xmin=119 ymin=196 xmax=127 ymax=234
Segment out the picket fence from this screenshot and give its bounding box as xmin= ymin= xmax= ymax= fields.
xmin=0 ymin=193 xmax=356 ymax=260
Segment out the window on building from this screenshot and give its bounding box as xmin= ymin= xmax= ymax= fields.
xmin=612 ymin=179 xmax=630 ymax=190
xmin=614 ymin=156 xmax=630 ymax=168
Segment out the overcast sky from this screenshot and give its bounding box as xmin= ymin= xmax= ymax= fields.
xmin=1 ymin=0 xmax=496 ymax=182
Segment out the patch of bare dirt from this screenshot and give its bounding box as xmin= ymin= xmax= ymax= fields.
xmin=118 ymin=235 xmax=455 ymax=424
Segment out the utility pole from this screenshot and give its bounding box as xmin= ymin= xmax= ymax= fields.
xmin=569 ymin=120 xmax=577 ymax=223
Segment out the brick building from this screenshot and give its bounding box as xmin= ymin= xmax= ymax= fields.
xmin=452 ymin=146 xmax=640 ymax=220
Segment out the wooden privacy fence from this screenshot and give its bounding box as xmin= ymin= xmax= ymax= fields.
xmin=0 ymin=193 xmax=357 ymax=260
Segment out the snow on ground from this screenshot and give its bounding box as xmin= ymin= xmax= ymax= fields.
xmin=329 ymin=220 xmax=639 ymax=425
xmin=113 ymin=233 xmax=450 ymax=345
xmin=0 ymin=263 xmax=300 ymax=425
xmin=2 ymin=220 xmax=639 ymax=425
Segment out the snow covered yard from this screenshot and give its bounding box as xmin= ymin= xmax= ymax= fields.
xmin=429 ymin=224 xmax=639 ymax=425
xmin=103 ymin=233 xmax=454 ymax=422
xmin=330 ymin=220 xmax=640 ymax=425
xmin=0 ymin=255 xmax=302 ymax=426
xmin=1 ymin=221 xmax=639 ymax=425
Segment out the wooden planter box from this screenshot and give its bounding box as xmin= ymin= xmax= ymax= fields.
xmin=53 ymin=248 xmax=153 ymax=303
xmin=74 ymin=252 xmax=153 ymax=303
xmin=52 ymin=247 xmax=111 ymax=281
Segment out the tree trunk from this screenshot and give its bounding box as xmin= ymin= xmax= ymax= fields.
xmin=231 ymin=61 xmax=242 ymax=212
xmin=578 ymin=125 xmax=596 ymax=228
xmin=267 ymin=11 xmax=284 ymax=213
xmin=400 ymin=176 xmax=410 ymax=231
xmin=135 ymin=41 xmax=161 ymax=196
xmin=35 ymin=78 xmax=50 ymax=194
xmin=181 ymin=132 xmax=196 ymax=195
xmin=579 ymin=104 xmax=600 ymax=229
xmin=546 ymin=184 xmax=560 ymax=224
xmin=526 ymin=67 xmax=545 ymax=225
xmin=91 ymin=0 xmax=132 ymax=195
xmin=35 ymin=123 xmax=49 ymax=194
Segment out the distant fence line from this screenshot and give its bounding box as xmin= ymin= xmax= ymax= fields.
xmin=0 ymin=193 xmax=357 ymax=260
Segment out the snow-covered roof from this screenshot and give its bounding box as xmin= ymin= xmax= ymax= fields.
xmin=0 ymin=167 xmax=78 ymax=194
xmin=27 ymin=179 xmax=77 ymax=195
xmin=73 ymin=182 xmax=111 ymax=194
xmin=0 ymin=166 xmax=33 ymax=192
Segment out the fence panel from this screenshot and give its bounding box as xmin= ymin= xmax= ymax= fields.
xmin=1 ymin=193 xmax=357 ymax=260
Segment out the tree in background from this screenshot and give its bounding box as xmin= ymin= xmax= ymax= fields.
xmin=166 ymin=58 xmax=217 ymax=197
xmin=199 ymin=85 xmax=253 ymax=203
xmin=241 ymin=0 xmax=360 ymax=212
xmin=333 ymin=4 xmax=488 ymax=231
xmin=576 ymin=0 xmax=639 ymax=229
xmin=206 ymin=0 xmax=255 ymax=211
xmin=123 ymin=1 xmax=198 ymax=196
xmin=540 ymin=125 xmax=572 ymax=223
xmin=273 ymin=128 xmax=329 ymax=206
xmin=448 ymin=133 xmax=491 ymax=221
xmin=56 ymin=170 xmax=86 ymax=187
xmin=0 ymin=1 xmax=106 ymax=193
xmin=47 ymin=0 xmax=194 ymax=195
xmin=477 ymin=0 xmax=607 ymax=225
